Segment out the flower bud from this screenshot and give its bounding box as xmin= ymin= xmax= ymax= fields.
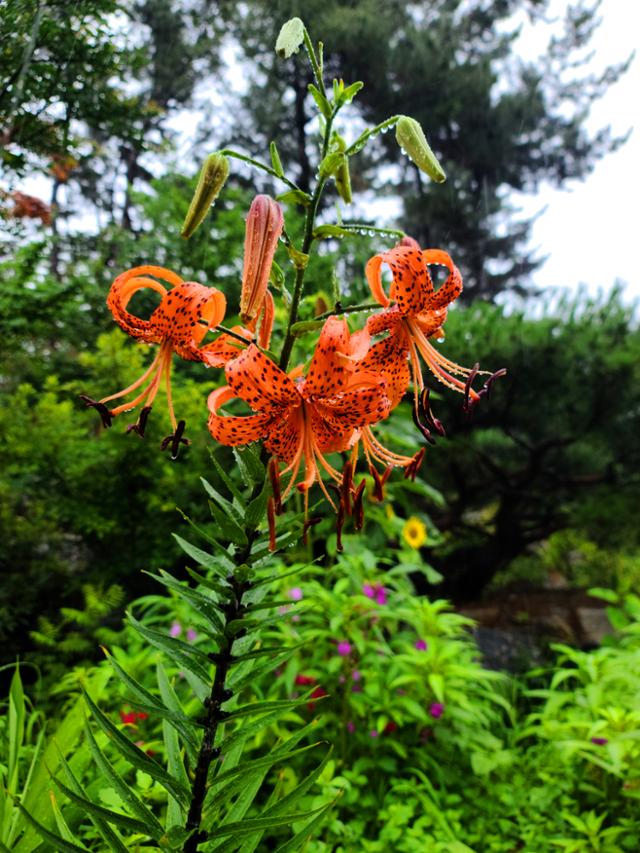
xmin=275 ymin=17 xmax=305 ymax=59
xmin=240 ymin=195 xmax=284 ymax=325
xmin=395 ymin=116 xmax=446 ymax=183
xmin=181 ymin=153 xmax=229 ymax=239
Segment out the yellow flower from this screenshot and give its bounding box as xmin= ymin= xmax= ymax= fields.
xmin=402 ymin=516 xmax=427 ymax=549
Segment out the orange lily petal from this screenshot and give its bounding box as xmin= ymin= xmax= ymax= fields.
xmin=107 ymin=265 xmax=181 ymax=342
xmin=358 ymin=333 xmax=410 ymax=409
xmin=207 ymin=386 xmax=276 ymax=445
xmin=226 ymin=345 xmax=298 ymax=411
xmin=151 ymin=281 xmax=227 ymax=360
xmin=422 ymin=249 xmax=462 ymax=311
xmin=366 ymin=247 xmax=432 ymax=315
xmin=264 ymin=407 xmax=304 ymax=464
xmin=200 ymin=326 xmax=253 ymax=367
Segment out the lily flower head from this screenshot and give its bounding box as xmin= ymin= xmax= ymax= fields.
xmin=81 ymin=265 xmax=227 ymax=456
xmin=365 ymin=242 xmax=505 ymax=416
xmin=207 ymin=316 xmax=391 ymax=510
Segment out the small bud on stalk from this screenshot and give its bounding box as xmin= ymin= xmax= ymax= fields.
xmin=395 ymin=116 xmax=446 ymax=183
xmin=275 ymin=17 xmax=305 ymax=58
xmin=181 ymin=153 xmax=230 ymax=239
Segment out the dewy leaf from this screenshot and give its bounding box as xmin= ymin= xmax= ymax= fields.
xmin=269 ymin=141 xmax=285 ymax=177
xmin=172 ymin=533 xmax=230 ymax=575
xmin=307 ymin=83 xmax=331 ymax=120
xmin=276 ymin=188 xmax=312 ymax=207
xmin=275 ymin=17 xmax=305 ymax=59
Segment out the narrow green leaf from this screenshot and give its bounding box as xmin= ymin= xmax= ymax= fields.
xmin=209 ymin=501 xmax=249 ymax=546
xmin=185 ymin=567 xmax=231 ymax=595
xmin=157 ymin=666 xmax=190 ymax=825
xmin=307 ymin=83 xmax=331 ymax=120
xmin=175 ymin=510 xmax=234 ymax=569
xmin=10 ymin=799 xmax=90 ymax=852
xmin=49 ymin=791 xmax=77 ymax=843
xmin=201 ymin=476 xmax=243 ymax=521
xmin=211 ymin=743 xmax=320 ymax=788
xmin=173 ymin=533 xmax=231 ymax=574
xmin=276 ymin=189 xmax=312 ymax=207
xmin=273 ymin=802 xmax=334 ymax=852
xmin=229 ymin=641 xmax=308 ymax=665
xmin=82 ymin=722 xmax=165 ymax=838
xmin=339 ymin=81 xmax=363 ymax=104
xmin=207 ymin=452 xmax=246 ymax=503
xmin=82 ymin=690 xmax=191 ymax=809
xmin=244 ymin=479 xmax=270 ymax=530
xmin=217 ymin=704 xmax=315 ymax=755
xmin=146 ymin=570 xmax=225 ymax=633
xmin=266 ymin=747 xmax=333 ymax=818
xmin=312 ymin=224 xmax=351 ymax=240
xmin=221 ymin=695 xmax=317 ymax=722
xmin=56 ymin=745 xmax=129 ymax=853
xmin=8 ymin=667 xmax=26 ymax=792
xmin=233 ymin=446 xmax=264 ymax=487
xmin=269 ymin=141 xmax=284 ymax=177
xmin=104 ymin=649 xmax=200 ymax=753
xmin=52 ymin=777 xmax=156 ymax=837
xmin=208 ymin=805 xmax=329 ymax=839
xmin=127 ymin=614 xmax=212 ymax=684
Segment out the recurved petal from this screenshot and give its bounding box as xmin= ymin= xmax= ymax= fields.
xmin=386 ymin=246 xmax=432 ymax=315
xmin=365 ymin=255 xmax=391 ymax=308
xmin=150 ymin=281 xmax=227 ymax=361
xmin=225 ymin=345 xmax=299 ymax=412
xmin=366 ymin=306 xmax=403 ymax=337
xmin=107 ymin=265 xmax=181 ymax=342
xmin=304 ymin=316 xmax=353 ymax=398
xmin=207 ymin=386 xmax=275 ymax=446
xmin=422 ymin=249 xmax=462 ymax=310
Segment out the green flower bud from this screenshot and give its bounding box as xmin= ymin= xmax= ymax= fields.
xmin=395 ymin=116 xmax=446 ymax=184
xmin=333 ymin=135 xmax=352 ymax=204
xmin=275 ymin=17 xmax=305 ymax=59
xmin=181 ymin=153 xmax=229 ymax=239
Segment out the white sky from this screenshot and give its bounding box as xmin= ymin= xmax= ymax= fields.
xmin=513 ymin=0 xmax=639 ymax=300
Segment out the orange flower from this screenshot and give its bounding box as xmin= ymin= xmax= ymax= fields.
xmin=207 ymin=316 xmax=391 ymax=508
xmin=81 ymin=265 xmax=226 ymax=456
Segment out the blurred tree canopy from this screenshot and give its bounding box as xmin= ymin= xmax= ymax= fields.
xmin=216 ymin=0 xmax=630 ymax=298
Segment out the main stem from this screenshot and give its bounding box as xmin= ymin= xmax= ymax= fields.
xmin=183 ymin=533 xmax=257 ymax=853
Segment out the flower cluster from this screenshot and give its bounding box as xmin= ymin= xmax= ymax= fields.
xmin=83 ymin=192 xmax=503 ymax=537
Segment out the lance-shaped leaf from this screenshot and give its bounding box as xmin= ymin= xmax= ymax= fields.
xmin=146 ymin=569 xmax=225 ymax=634
xmin=173 ymin=532 xmax=232 ymax=574
xmin=52 ymin=776 xmax=157 ymax=838
xmin=56 ymin=745 xmax=129 ymax=853
xmin=82 ymin=690 xmax=191 ymax=809
xmin=9 ymin=799 xmax=90 ymax=853
xmin=126 ymin=614 xmax=212 ymax=684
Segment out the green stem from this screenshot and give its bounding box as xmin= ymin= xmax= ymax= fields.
xmin=213 ymin=324 xmax=253 ymax=345
xmin=314 ymin=301 xmax=380 ymax=322
xmin=302 ymin=28 xmax=327 ymax=101
xmin=219 ymin=149 xmax=300 ymax=191
xmin=345 ymin=115 xmax=402 ymax=157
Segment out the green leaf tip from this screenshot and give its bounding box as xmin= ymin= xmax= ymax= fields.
xmin=395 ymin=116 xmax=446 ymax=183
xmin=181 ymin=152 xmax=230 ymax=238
xmin=275 ymin=18 xmax=305 ymax=59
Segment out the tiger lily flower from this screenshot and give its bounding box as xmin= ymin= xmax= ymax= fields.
xmin=81 ymin=265 xmax=226 ymax=455
xmin=365 ymin=241 xmax=503 ymax=413
xmin=207 ymin=316 xmax=391 ymax=509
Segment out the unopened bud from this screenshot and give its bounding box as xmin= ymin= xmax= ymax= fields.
xmin=395 ymin=116 xmax=446 ymax=184
xmin=275 ymin=17 xmax=305 ymax=59
xmin=240 ymin=195 xmax=284 ymax=325
xmin=181 ymin=153 xmax=229 ymax=239
xmin=333 ymin=136 xmax=352 ymax=204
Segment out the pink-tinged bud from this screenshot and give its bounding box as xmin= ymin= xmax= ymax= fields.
xmin=397 ymin=235 xmax=421 ymax=250
xmin=240 ymin=195 xmax=284 ymax=325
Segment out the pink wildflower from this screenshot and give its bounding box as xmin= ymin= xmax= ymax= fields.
xmin=169 ymin=621 xmax=182 ymax=638
xmin=337 ymin=641 xmax=352 ymax=657
xmin=429 ymin=702 xmax=445 ymax=719
xmin=363 ymin=582 xmax=388 ymax=605
xmin=288 ymin=587 xmax=304 ymax=601
xmin=415 ymin=639 xmax=428 ymax=651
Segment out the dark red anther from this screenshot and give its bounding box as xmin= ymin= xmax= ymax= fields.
xmin=126 ymin=405 xmax=152 ymax=437
xmin=412 ymin=394 xmax=436 ymax=445
xmin=341 ymin=460 xmax=354 ymax=516
xmin=268 ymin=457 xmax=283 ymax=514
xmin=404 ymin=448 xmax=425 ymax=481
xmin=336 ymin=501 xmax=345 ymax=552
xmin=462 ymin=363 xmax=481 ymax=413
xmin=478 ymin=367 xmax=507 ymax=400
xmin=267 ymin=496 xmax=277 ymax=552
xmin=302 ymin=515 xmax=321 ymax=544
xmin=160 ymin=419 xmax=190 ymax=460
xmin=420 ymin=389 xmax=446 ymax=437
xmin=369 ymin=463 xmax=393 ymax=501
xmin=79 ymin=394 xmax=113 ymax=429
xmin=353 ymin=480 xmax=366 ymax=531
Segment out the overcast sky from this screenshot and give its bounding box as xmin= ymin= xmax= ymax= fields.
xmin=514 ymin=0 xmax=639 ymax=301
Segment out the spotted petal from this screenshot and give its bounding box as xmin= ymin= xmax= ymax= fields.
xmin=107 ymin=265 xmax=181 ymax=342
xmin=225 ymin=345 xmax=298 ymax=412
xmin=150 ymin=281 xmax=226 ymax=361
xmin=422 ymin=249 xmax=462 ymax=311
xmin=207 ymin=386 xmax=277 ymax=446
